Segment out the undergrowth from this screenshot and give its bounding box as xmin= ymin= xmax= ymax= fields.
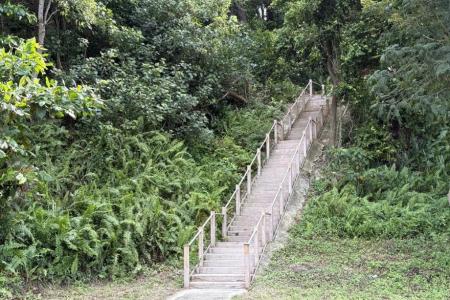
xmin=0 ymin=92 xmax=287 ymax=297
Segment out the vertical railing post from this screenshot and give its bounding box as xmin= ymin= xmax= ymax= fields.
xmin=309 ymin=79 xmax=313 ymax=97
xmin=279 ymin=189 xmax=284 ymax=217
xmin=266 ymin=133 xmax=270 ymax=159
xmin=210 ymin=211 xmax=216 ymax=247
xmin=244 ymin=243 xmax=250 ymax=288
xmin=269 ymin=210 xmax=274 ymax=240
xmin=257 ymin=149 xmax=261 ymax=176
xmin=198 ymin=228 xmax=204 ymax=267
xmin=303 ymin=130 xmax=307 ymax=157
xmin=221 ymin=207 xmax=227 ymax=238
xmin=288 ymin=167 xmax=292 ymax=195
xmin=314 ymin=118 xmax=318 ymax=138
xmin=274 ymin=120 xmax=278 ymax=144
xmin=309 ymin=117 xmax=313 ymax=142
xmin=236 ymin=185 xmax=241 ymax=215
xmin=254 ymin=228 xmax=259 ymax=266
xmin=183 ymin=244 xmax=190 ymax=288
xmin=261 ymin=212 xmax=266 ymax=246
xmin=288 ymin=113 xmax=292 ymax=132
xmin=322 ymin=84 xmax=325 ymax=96
xmin=247 ymin=165 xmax=252 ymax=195
xmin=326 ymin=97 xmax=330 ymax=116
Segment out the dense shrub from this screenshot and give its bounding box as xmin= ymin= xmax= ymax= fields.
xmin=300 ymin=177 xmax=449 ymax=238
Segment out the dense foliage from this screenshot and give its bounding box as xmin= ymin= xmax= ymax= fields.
xmin=0 ymin=0 xmax=449 ymax=298
xmin=294 ymin=0 xmax=449 ymax=273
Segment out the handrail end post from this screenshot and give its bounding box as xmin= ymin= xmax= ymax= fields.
xmin=243 ymin=243 xmax=250 ymax=288
xmin=309 ymin=79 xmax=313 ymax=97
xmin=274 ymin=119 xmax=278 ymax=144
xmin=210 ymin=211 xmax=216 ymax=247
xmin=236 ymin=185 xmax=241 ymax=215
xmin=183 ymin=244 xmax=190 ymax=288
xmin=221 ymin=206 xmax=227 ymax=238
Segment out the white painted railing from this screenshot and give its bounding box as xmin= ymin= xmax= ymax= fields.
xmin=183 ymin=80 xmax=326 ymax=288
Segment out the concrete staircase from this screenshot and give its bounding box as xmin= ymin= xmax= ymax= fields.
xmin=184 ymin=82 xmax=328 ymax=290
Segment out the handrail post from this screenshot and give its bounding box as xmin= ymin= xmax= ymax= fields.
xmin=261 ymin=212 xmax=266 ymax=246
xmin=279 ymin=189 xmax=284 ymax=217
xmin=274 ymin=120 xmax=278 ymax=144
xmin=269 ymin=209 xmax=274 ymax=240
xmin=221 ymin=207 xmax=227 ymax=238
xmin=257 ymin=149 xmax=261 ymax=176
xmin=183 ymin=244 xmax=190 ymax=288
xmin=210 ymin=211 xmax=216 ymax=247
xmin=314 ymin=117 xmax=318 ymax=138
xmin=303 ymin=130 xmax=307 ymax=157
xmin=199 ymin=228 xmax=204 ymax=267
xmin=244 ymin=243 xmax=250 ymax=288
xmin=326 ymin=97 xmax=330 ymax=116
xmin=288 ymin=113 xmax=292 ymax=131
xmin=254 ymin=228 xmax=259 ymax=266
xmin=288 ymin=167 xmax=292 ymax=195
xmin=309 ymin=79 xmax=313 ymax=97
xmin=247 ymin=165 xmax=252 ymax=194
xmin=322 ymin=84 xmax=325 ymax=96
xmin=236 ymin=185 xmax=241 ymax=215
xmin=266 ymin=133 xmax=270 ymax=159
xmin=309 ymin=117 xmax=313 ymax=142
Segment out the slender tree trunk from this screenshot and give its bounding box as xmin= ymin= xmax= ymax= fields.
xmin=38 ymin=0 xmax=46 ymax=47
xmin=231 ymin=1 xmax=247 ymax=23
xmin=55 ymin=15 xmax=63 ymax=69
xmin=324 ymin=39 xmax=341 ymax=146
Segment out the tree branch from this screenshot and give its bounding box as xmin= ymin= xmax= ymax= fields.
xmin=46 ymin=8 xmax=59 ymax=24
xmin=44 ymin=0 xmax=52 ymax=21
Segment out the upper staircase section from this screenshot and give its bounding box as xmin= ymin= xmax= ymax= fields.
xmin=183 ymin=80 xmax=329 ymax=289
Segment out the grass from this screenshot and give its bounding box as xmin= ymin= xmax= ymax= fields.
xmin=239 ymin=236 xmax=450 ymax=299
xmin=28 ymin=264 xmax=180 ymax=300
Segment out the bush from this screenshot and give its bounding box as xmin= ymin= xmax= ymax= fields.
xmin=299 ymin=166 xmax=450 ymax=239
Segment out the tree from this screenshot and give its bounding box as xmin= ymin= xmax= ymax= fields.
xmin=0 ymin=38 xmax=101 ymax=198
xmin=276 ymin=0 xmax=362 ymax=144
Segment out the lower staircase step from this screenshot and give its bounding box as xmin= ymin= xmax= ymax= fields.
xmin=198 ymin=266 xmax=245 ymax=274
xmin=189 ymin=281 xmax=246 ymax=289
xmin=203 ymin=260 xmax=245 ymax=267
xmin=191 ymin=274 xmax=245 ymax=282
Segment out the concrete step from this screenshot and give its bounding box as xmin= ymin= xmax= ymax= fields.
xmin=227 ymin=230 xmax=252 ymax=237
xmin=209 ymin=247 xmax=244 ymax=254
xmin=205 ymin=253 xmax=253 ymax=260
xmin=191 ymin=274 xmax=245 ymax=282
xmin=227 ymin=235 xmax=252 ymax=242
xmin=227 ymin=225 xmax=253 ymax=232
xmin=189 ymin=281 xmax=246 ymax=289
xmin=242 ymin=202 xmax=273 ymax=208
xmin=216 ymin=242 xmax=243 ymax=247
xmin=198 ymin=266 xmax=245 ymax=274
xmin=203 ymin=259 xmax=245 ymax=267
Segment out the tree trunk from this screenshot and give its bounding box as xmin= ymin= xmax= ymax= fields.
xmin=324 ymin=39 xmax=341 ymax=146
xmin=38 ymin=0 xmax=46 ymax=47
xmin=55 ymin=15 xmax=63 ymax=69
xmin=231 ymin=1 xmax=247 ymax=23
